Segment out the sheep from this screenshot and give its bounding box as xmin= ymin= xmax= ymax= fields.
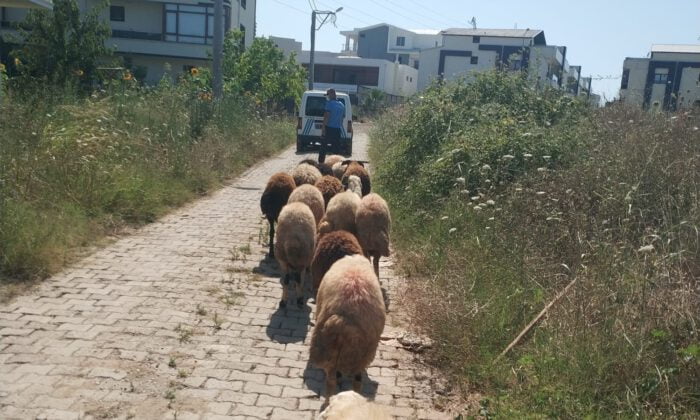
xmin=317 ymin=191 xmax=361 ymax=237
xmin=300 ymin=158 xmax=333 ymax=177
xmin=356 ymin=193 xmax=391 ymax=278
xmin=346 ymin=175 xmax=362 ymax=198
xmin=331 ymin=161 xmax=348 ymax=180
xmin=315 ymin=176 xmax=344 ymax=209
xmin=275 ymin=202 xmax=316 ymax=308
xmin=317 ymin=391 xmax=390 ymax=420
xmin=310 ymin=255 xmax=386 ymax=400
xmin=324 ymin=154 xmax=346 ymax=168
xmin=288 ymin=184 xmax=325 ymax=226
xmin=260 ymin=173 xmax=296 ymax=258
xmin=292 ymin=163 xmax=322 ymax=186
xmin=341 ymin=161 xmax=371 ymax=196
xmin=311 ymin=230 xmax=363 ymax=291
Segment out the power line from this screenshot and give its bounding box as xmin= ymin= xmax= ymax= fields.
xmin=270 ymin=0 xmax=308 ymax=16
xmin=383 ymin=0 xmax=453 ymax=29
xmin=404 ymin=0 xmax=465 ymax=27
xmin=315 ymin=0 xmax=374 ymax=26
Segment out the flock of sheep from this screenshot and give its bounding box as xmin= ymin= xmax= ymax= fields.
xmin=260 ymin=154 xmax=392 ymax=417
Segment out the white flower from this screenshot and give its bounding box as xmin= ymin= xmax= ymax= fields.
xmin=543 ymin=155 xmax=551 ymax=160
xmin=537 ymin=167 xmax=547 ymax=172
xmin=441 ymin=216 xmax=449 ymax=220
xmin=484 ymin=179 xmax=491 ymax=184
xmin=637 ymin=245 xmax=654 ymax=253
xmin=536 ymin=191 xmax=547 ymax=196
xmin=523 ymin=153 xmax=533 ymax=158
xmin=456 ymin=177 xmax=466 ymax=185
xmin=471 ymin=196 xmax=480 ymax=201
xmin=481 ymin=164 xmax=491 ymax=171
xmin=449 ymin=228 xmax=457 ymax=234
xmin=488 ymin=217 xmax=495 ymax=221
xmin=473 ymin=206 xmax=483 ymax=212
xmin=502 ymin=154 xmax=515 ymax=160
xmin=522 ymin=132 xmax=532 ymax=137
xmin=515 ymin=187 xmax=523 ymax=192
xmin=460 ymin=189 xmax=470 ymax=196
xmin=486 ymin=199 xmax=495 ymax=206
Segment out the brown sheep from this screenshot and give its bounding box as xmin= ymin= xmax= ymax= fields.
xmin=292 ymin=163 xmax=322 ymax=186
xmin=315 ymin=176 xmax=344 ymax=209
xmin=356 ymin=193 xmax=391 ymax=278
xmin=299 ymin=158 xmax=333 ymax=177
xmin=310 ymin=255 xmax=385 ymax=400
xmin=288 ymin=184 xmax=325 ymax=226
xmin=324 ymin=154 xmax=346 ymax=168
xmin=275 ymin=202 xmax=316 ymax=308
xmin=260 ymin=173 xmax=296 ymax=258
xmin=311 ymin=230 xmax=363 ymax=291
xmin=341 ymin=161 xmax=371 ymax=196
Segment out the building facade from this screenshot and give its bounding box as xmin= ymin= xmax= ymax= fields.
xmin=620 ymin=44 xmax=700 ymax=111
xmin=1 ymin=0 xmax=256 ymax=83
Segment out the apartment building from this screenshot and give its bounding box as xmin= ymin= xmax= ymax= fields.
xmin=1 ymin=0 xmax=255 ymax=83
xmin=620 ymin=44 xmax=700 ymax=111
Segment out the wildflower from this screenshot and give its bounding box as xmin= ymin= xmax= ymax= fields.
xmin=190 ymin=67 xmax=199 ymax=76
xmin=537 ymin=167 xmax=547 ymax=172
xmin=486 ymin=199 xmax=495 ymax=206
xmin=522 ymin=132 xmax=532 ymax=137
xmin=515 ymin=187 xmax=523 ymax=192
xmin=637 ymin=245 xmax=654 ymax=253
xmin=488 ymin=217 xmax=495 ymax=221
xmin=123 ymin=71 xmax=133 ymax=81
xmin=441 ymin=216 xmax=449 ymax=220
xmin=470 ymin=196 xmax=480 ymax=201
xmin=14 ymin=57 xmax=21 ymax=66
xmin=473 ymin=205 xmax=483 ymax=212
xmin=502 ymin=154 xmax=515 ymax=160
xmin=74 ymin=69 xmax=84 ymax=77
xmin=0 ymin=63 xmax=5 ymax=73
xmin=536 ymin=191 xmax=546 ymax=196
xmin=542 ymin=155 xmax=551 ymax=160
xmin=456 ymin=177 xmax=466 ymax=185
xmin=523 ymin=153 xmax=533 ymax=158
xmin=449 ymin=228 xmax=457 ymax=234
xmin=481 ymin=164 xmax=491 ymax=171
xmin=459 ymin=189 xmax=470 ymax=196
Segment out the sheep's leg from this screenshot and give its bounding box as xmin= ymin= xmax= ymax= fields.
xmin=280 ymin=272 xmax=289 ymax=308
xmin=295 ymin=271 xmax=304 ymax=307
xmin=324 ymin=367 xmax=338 ymax=401
xmin=268 ymin=221 xmax=275 ymax=258
xmin=352 ymin=372 xmax=363 ymax=394
xmin=373 ymin=253 xmax=380 ymax=279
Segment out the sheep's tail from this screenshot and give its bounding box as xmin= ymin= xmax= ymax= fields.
xmin=311 ymin=314 xmax=371 ymax=375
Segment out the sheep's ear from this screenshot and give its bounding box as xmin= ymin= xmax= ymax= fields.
xmin=341 ymin=160 xmax=353 ymax=165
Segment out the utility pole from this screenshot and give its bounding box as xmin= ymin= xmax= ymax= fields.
xmin=309 ymin=11 xmax=316 ymax=90
xmin=213 ymin=0 xmax=224 ymax=99
xmin=308 ymin=7 xmax=342 ymax=91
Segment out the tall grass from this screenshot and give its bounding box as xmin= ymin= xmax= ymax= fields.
xmin=0 ymin=79 xmax=293 ymax=296
xmin=370 ymin=72 xmax=700 ymax=417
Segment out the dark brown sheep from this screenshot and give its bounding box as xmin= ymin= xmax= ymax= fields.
xmin=315 ymin=176 xmax=344 ymax=209
xmin=341 ymin=161 xmax=371 ymax=197
xmin=311 ymin=230 xmax=363 ymax=291
xmin=260 ymin=172 xmax=296 ymax=258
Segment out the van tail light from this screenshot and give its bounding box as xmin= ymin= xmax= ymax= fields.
xmin=297 ymin=117 xmax=302 ymax=130
xmin=347 ymin=120 xmax=353 ymax=133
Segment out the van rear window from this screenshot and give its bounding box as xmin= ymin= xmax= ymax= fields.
xmin=305 ymin=96 xmax=346 ymax=117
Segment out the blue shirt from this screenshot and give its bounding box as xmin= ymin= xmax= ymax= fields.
xmin=324 ymin=99 xmax=345 ymax=129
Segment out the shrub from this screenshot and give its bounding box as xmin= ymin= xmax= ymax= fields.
xmin=370 ymin=72 xmax=700 ymax=417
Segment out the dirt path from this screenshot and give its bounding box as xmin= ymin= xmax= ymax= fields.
xmin=0 ymin=124 xmax=448 ymax=420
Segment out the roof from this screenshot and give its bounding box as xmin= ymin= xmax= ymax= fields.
xmin=341 ymin=23 xmax=440 ymax=37
xmin=409 ymin=29 xmax=441 ymax=35
xmin=0 ymin=0 xmax=52 ymax=8
xmin=441 ymin=28 xmax=543 ymax=38
xmin=651 ymin=44 xmax=700 ymax=54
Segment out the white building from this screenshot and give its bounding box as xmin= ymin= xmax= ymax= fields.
xmin=1 ymin=0 xmax=256 ymax=83
xmin=620 ymin=44 xmax=700 ymax=111
xmin=270 ymin=35 xmax=418 ymax=99
xmin=340 ymin=23 xmax=441 ymax=69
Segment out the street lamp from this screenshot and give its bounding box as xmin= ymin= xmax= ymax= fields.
xmin=309 ymin=7 xmax=342 ymax=90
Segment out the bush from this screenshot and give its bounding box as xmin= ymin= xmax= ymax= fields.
xmin=370 ymin=72 xmax=700 ymax=417
xmin=0 ymin=78 xmax=294 ymax=294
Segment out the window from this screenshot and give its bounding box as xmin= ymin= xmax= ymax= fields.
xmin=413 ymin=60 xmax=419 ymax=69
xmin=470 ymin=56 xmax=479 ymax=65
xmin=511 ymin=60 xmax=522 ymax=70
xmin=396 ymin=36 xmax=405 ymax=46
xmin=472 ymin=36 xmax=480 ymax=43
xmin=305 ymin=96 xmax=346 ymax=117
xmin=164 ymin=3 xmax=230 ymax=45
xmin=110 ymin=5 xmax=125 ymax=22
xmin=241 ymin=0 xmax=246 ymax=9
xmin=621 ymin=68 xmax=630 ymax=89
xmin=654 ymin=69 xmax=668 ymax=84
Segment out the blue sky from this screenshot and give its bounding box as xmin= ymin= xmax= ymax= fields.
xmin=258 ymin=0 xmax=700 ymax=101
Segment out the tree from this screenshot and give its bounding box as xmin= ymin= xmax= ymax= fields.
xmin=10 ymin=0 xmax=111 ymax=87
xmin=221 ymin=33 xmax=306 ymax=110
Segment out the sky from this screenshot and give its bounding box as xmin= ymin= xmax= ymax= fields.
xmin=257 ymin=0 xmax=700 ymax=101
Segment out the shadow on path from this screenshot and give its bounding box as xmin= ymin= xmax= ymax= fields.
xmin=302 ymin=360 xmax=379 ymax=400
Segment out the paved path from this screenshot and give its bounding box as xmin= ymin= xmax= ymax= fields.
xmin=0 ymin=125 xmax=447 ymax=420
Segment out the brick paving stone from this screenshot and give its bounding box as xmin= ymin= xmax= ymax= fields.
xmin=0 ymin=126 xmax=448 ymax=419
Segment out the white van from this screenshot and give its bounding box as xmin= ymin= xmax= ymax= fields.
xmin=297 ymin=90 xmax=353 ymax=155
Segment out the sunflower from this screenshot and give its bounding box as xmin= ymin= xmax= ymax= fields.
xmin=123 ymin=71 xmax=133 ymax=81
xmin=190 ymin=67 xmax=199 ymax=76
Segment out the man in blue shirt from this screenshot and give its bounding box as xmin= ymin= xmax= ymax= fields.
xmin=320 ymin=88 xmax=345 ymax=163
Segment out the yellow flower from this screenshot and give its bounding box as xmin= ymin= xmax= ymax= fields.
xmin=0 ymin=63 xmax=5 ymax=73
xmin=14 ymin=57 xmax=21 ymax=66
xmin=74 ymin=69 xmax=84 ymax=77
xmin=123 ymin=71 xmax=133 ymax=81
xmin=190 ymin=67 xmax=199 ymax=76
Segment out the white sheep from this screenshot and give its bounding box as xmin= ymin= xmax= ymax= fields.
xmin=318 ymin=191 xmax=361 ymax=237
xmin=317 ymin=391 xmax=390 ymax=420
xmin=288 ymin=184 xmax=325 ymax=226
xmin=346 ymin=175 xmax=362 ymax=198
xmin=355 ymin=193 xmax=391 ymax=278
xmin=310 ymin=255 xmax=386 ymax=400
xmin=292 ymin=163 xmax=322 ymax=186
xmin=275 ymin=202 xmax=316 ymax=308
